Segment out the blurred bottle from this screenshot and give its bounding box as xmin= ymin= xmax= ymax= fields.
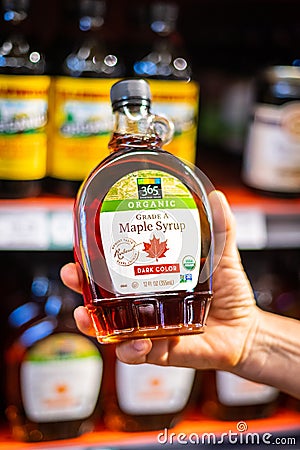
xmin=133 ymin=1 xmax=199 ymax=164
xmin=197 ymin=70 xmax=253 ymax=156
xmin=102 ymin=345 xmax=198 ymax=432
xmin=242 ymin=64 xmax=300 ymax=197
xmin=252 ymin=251 xmax=300 ymax=320
xmin=47 ymin=0 xmax=125 ymax=197
xmin=217 ymin=75 xmax=253 ymax=155
xmin=201 ymin=370 xmax=279 ymax=421
xmin=0 ymin=0 xmax=50 ymax=198
xmin=5 ymin=266 xmax=103 ymax=442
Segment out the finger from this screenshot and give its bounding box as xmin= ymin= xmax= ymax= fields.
xmin=73 ymin=305 xmax=97 ymax=337
xmin=209 ymin=190 xmax=240 ymax=262
xmin=116 ymin=339 xmax=152 ymax=364
xmin=60 ymin=262 xmax=83 ymax=294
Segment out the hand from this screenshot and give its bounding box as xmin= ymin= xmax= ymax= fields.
xmin=61 ymin=190 xmax=259 ymax=372
xmin=61 ymin=189 xmax=300 ymax=398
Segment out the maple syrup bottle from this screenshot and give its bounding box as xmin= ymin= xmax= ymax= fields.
xmin=47 ymin=0 xmax=125 ymax=197
xmin=74 ymin=78 xmax=214 ymax=344
xmin=5 ymin=267 xmax=103 ymax=442
xmin=0 ymin=0 xmax=50 ymax=198
xmin=101 ymin=344 xmax=197 ymax=432
xmin=133 ymin=1 xmax=199 ymax=163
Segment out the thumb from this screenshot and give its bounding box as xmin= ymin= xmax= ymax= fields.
xmin=209 ymin=190 xmax=240 ymax=266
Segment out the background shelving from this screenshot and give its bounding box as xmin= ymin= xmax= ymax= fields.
xmin=0 ymin=0 xmax=300 ymax=447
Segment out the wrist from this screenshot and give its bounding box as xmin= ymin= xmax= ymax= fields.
xmin=232 ymin=309 xmax=300 ymax=399
xmin=232 ymin=308 xmax=271 ymax=380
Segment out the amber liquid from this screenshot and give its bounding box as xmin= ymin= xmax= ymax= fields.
xmin=74 ymin=138 xmax=213 ymax=344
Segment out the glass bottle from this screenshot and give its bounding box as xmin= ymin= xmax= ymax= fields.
xmin=201 ymin=370 xmax=279 ymax=421
xmin=0 ymin=0 xmax=50 ymax=198
xmin=47 ymin=0 xmax=125 ymax=197
xmin=242 ymin=64 xmax=300 ymax=197
xmin=101 ymin=344 xmax=198 ymax=432
xmin=74 ymin=78 xmax=214 ymax=344
xmin=5 ymin=266 xmax=103 ymax=442
xmin=133 ymin=1 xmax=199 ymax=164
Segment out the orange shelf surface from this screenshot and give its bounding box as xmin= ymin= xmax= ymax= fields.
xmin=0 ymin=409 xmax=299 ymax=449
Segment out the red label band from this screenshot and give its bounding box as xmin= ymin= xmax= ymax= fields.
xmin=134 ymin=264 xmax=180 ymax=276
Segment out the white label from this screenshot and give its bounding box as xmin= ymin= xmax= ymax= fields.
xmin=116 ymin=361 xmax=195 ymax=415
xmin=0 ymin=98 xmax=47 ymax=133
xmin=216 ymin=371 xmax=279 ymax=406
xmin=21 ymin=334 xmax=103 ymax=422
xmin=60 ymin=100 xmax=113 ymax=137
xmin=243 ymin=102 xmax=300 ymax=193
xmin=100 ymin=170 xmax=201 ymax=295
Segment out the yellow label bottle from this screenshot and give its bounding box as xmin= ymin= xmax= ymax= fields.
xmin=133 ymin=2 xmax=199 ymax=164
xmin=148 ymin=79 xmax=199 ymax=163
xmin=47 ymin=0 xmax=125 ymax=197
xmin=0 ymin=0 xmax=49 ymax=198
xmin=48 ymin=77 xmax=119 ymax=193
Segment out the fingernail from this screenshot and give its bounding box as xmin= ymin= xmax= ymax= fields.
xmin=132 ymin=340 xmax=147 ymax=352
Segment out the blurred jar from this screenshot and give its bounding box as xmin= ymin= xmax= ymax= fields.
xmin=242 ymin=65 xmax=300 ymax=196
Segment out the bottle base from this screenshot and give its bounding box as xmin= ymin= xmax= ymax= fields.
xmin=6 ymin=405 xmax=95 ymax=442
xmin=87 ymin=292 xmax=212 ymax=344
xmin=104 ymin=410 xmax=182 ymax=432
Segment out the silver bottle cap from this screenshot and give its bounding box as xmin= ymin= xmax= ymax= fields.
xmin=110 ymin=78 xmax=151 ymax=109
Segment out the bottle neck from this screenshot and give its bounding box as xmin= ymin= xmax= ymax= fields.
xmin=108 ymin=103 xmax=162 ymax=152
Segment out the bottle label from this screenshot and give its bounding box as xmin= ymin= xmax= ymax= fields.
xmin=148 ymin=80 xmax=199 ymax=164
xmin=243 ymin=102 xmax=300 ymax=193
xmin=20 ymin=333 xmax=103 ymax=422
xmin=48 ymin=77 xmax=119 ymax=181
xmin=216 ymin=371 xmax=279 ymax=406
xmin=100 ymin=169 xmax=201 ymax=294
xmin=116 ymin=361 xmax=195 ymax=414
xmin=0 ymin=75 xmax=50 ymax=180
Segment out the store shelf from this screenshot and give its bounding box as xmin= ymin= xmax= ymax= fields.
xmin=200 ymin=151 xmax=300 ymax=250
xmin=0 ymin=197 xmax=74 ymax=251
xmin=0 ymin=175 xmax=299 ymax=252
xmin=0 ymin=408 xmax=299 ymax=449
xmin=226 ymin=188 xmax=300 ymax=250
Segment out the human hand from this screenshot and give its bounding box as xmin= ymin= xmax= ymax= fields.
xmin=60 ymin=190 xmax=261 ymax=375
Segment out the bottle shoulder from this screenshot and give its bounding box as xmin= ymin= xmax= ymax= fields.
xmin=77 ymin=147 xmax=191 ymax=192
xmin=74 ymin=146 xmax=209 ymax=216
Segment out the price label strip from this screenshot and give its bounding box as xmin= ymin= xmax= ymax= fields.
xmin=0 ymin=209 xmax=73 ymax=250
xmin=232 ymin=208 xmax=268 ymax=250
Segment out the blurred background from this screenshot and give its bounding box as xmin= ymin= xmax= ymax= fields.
xmin=0 ymin=0 xmax=299 ymax=447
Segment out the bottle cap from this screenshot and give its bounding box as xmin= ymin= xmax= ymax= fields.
xmin=110 ymin=78 xmax=151 ymax=110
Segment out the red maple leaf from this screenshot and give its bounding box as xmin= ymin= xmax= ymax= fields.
xmin=143 ymin=236 xmax=169 ymax=261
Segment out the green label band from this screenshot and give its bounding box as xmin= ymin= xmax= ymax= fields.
xmin=101 ymin=197 xmax=197 ymax=212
